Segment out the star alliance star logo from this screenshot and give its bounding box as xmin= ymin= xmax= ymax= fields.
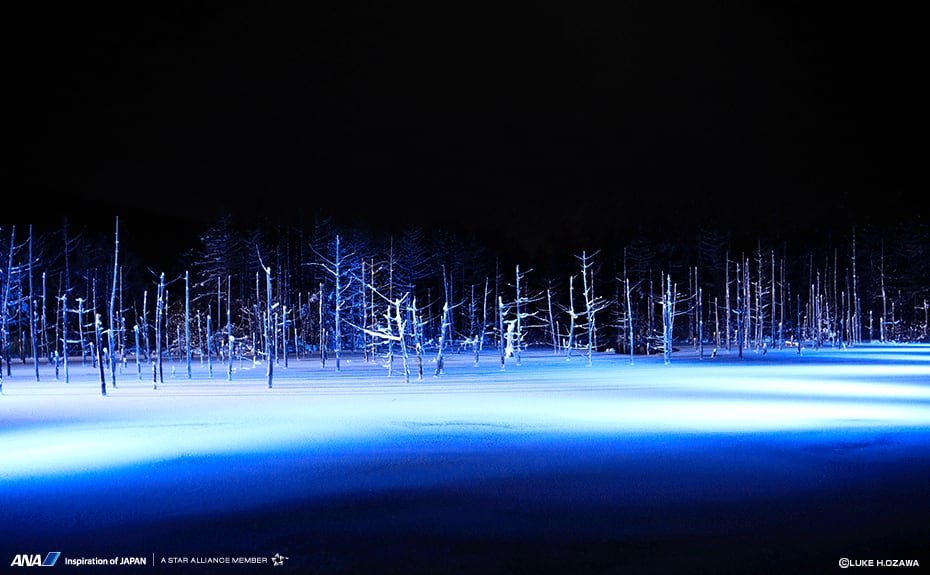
xmin=271 ymin=553 xmax=288 ymax=567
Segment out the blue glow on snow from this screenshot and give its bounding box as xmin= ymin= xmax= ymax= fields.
xmin=2 ymin=345 xmax=928 ymax=480
xmin=1 ymin=344 xmax=929 ymax=574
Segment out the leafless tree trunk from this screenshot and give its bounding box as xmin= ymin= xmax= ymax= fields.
xmin=362 ymin=259 xmax=370 ymax=363
xmin=319 ymin=282 xmax=326 ymax=369
xmin=578 ymin=250 xmax=607 ymax=366
xmin=880 ymin=240 xmax=887 ymax=343
xmin=660 ymin=274 xmax=675 ymax=365
xmin=513 ymin=265 xmax=524 ymax=366
xmin=134 ymin=323 xmax=141 ymax=379
xmin=282 ymin=303 xmax=288 ymax=369
xmin=779 ymin=249 xmax=786 ymax=349
xmin=77 ymin=296 xmax=87 ymax=367
xmin=28 ymin=226 xmax=40 ymax=381
xmin=723 ymin=253 xmax=739 ymax=351
xmin=394 ymin=296 xmax=410 ymax=383
xmin=353 ymin=280 xmax=410 ymax=380
xmin=797 ymin=293 xmax=803 ymax=355
xmin=0 ymin=229 xmax=9 ymax=393
xmin=547 ymin=283 xmax=558 ymax=354
xmin=61 ymin=293 xmax=69 ymax=382
xmin=435 ymin=299 xmax=450 ymax=376
xmin=481 ymin=276 xmax=489 ymax=356
xmin=920 ymin=299 xmax=928 ymax=342
xmin=565 ymin=275 xmax=577 ymax=360
xmin=696 ymin=281 xmax=704 ymax=359
xmin=2 ymin=227 xmax=18 ymax=378
xmin=412 ymin=296 xmax=424 ymax=380
xmin=851 ymin=228 xmax=860 ymax=344
xmin=498 ymin=295 xmax=506 ymax=369
xmin=626 ymin=277 xmax=635 ymax=365
xmin=42 ymin=272 xmax=50 ymax=363
xmin=657 ymin=272 xmax=695 ymax=365
xmin=743 ymin=257 xmax=751 ymax=352
xmin=95 ymin=312 xmax=106 ymax=396
xmin=311 ymin=235 xmax=354 ymax=372
xmin=227 ymin=275 xmax=233 ymax=381
xmin=815 ymin=269 xmax=823 ymax=349
xmin=155 ymin=273 xmax=165 ymax=388
xmin=185 ymin=271 xmax=192 ymax=379
xmin=370 ymin=258 xmax=378 ymax=362
xmin=109 ymin=217 xmax=119 ymax=389
xmin=257 ymin=253 xmax=273 ymax=389
xmin=333 ymin=238 xmax=343 ymax=372
xmin=206 ymin=312 xmax=213 ymax=378
xmin=734 ymin=260 xmax=743 ymax=359
xmin=141 ymin=292 xmax=149 ymax=365
xmin=768 ymin=250 xmax=775 ymax=349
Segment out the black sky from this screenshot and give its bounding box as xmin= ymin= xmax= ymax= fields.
xmin=10 ymin=3 xmax=924 ymax=266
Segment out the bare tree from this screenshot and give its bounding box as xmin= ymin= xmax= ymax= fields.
xmin=58 ymin=293 xmax=70 ymax=382
xmin=95 ymin=312 xmax=106 ymax=396
xmin=133 ymin=322 xmax=141 ymax=379
xmin=477 ymin=276 xmax=490 ymax=366
xmin=257 ymin=250 xmax=274 ymax=389
xmin=410 ymin=295 xmax=425 ymax=380
xmin=658 ymin=272 xmax=694 ymax=365
xmin=227 ymin=275 xmax=233 ymax=381
xmin=185 ymin=271 xmax=192 ymax=379
xmin=434 ymin=266 xmax=453 ymax=375
xmin=351 ymin=278 xmax=411 ymax=381
xmin=361 ymin=258 xmax=373 ymax=362
xmin=734 ymin=258 xmax=745 ymax=358
xmin=625 ymin=276 xmax=635 ymax=365
xmin=1 ymin=226 xmax=24 ymax=379
xmin=616 ymin=248 xmax=640 ymax=364
xmin=693 ymin=267 xmax=704 ymax=360
xmin=318 ymin=282 xmax=326 ymax=368
xmin=577 ymin=250 xmax=609 ymax=366
xmin=510 ymin=265 xmax=535 ymax=366
xmin=28 ymin=226 xmax=40 ymax=381
xmin=0 ymin=227 xmax=9 ymax=393
xmin=435 ymin=301 xmax=450 ymax=376
xmin=879 ymin=239 xmax=888 ymax=342
xmin=108 ymin=217 xmax=119 ymax=389
xmin=562 ymin=275 xmax=579 ymax=360
xmin=393 ymin=295 xmax=411 ymax=382
xmin=76 ymin=296 xmax=88 ymax=366
xmin=546 ymin=280 xmax=559 ymax=354
xmin=498 ymin=295 xmax=508 ymax=369
xmin=154 ymin=273 xmax=165 ymax=388
xmin=725 ymin=252 xmax=732 ymax=352
xmin=310 ymin=235 xmax=354 ymax=372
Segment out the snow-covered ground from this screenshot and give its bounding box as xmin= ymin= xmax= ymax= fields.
xmin=2 ymin=344 xmax=929 ymax=573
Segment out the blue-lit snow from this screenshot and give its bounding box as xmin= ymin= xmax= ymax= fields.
xmin=1 ymin=344 xmax=929 ymax=573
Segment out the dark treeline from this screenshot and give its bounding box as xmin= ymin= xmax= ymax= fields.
xmin=1 ymin=212 xmax=928 ymax=384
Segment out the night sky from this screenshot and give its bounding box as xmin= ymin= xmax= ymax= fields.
xmin=10 ymin=3 xmax=923 ymax=267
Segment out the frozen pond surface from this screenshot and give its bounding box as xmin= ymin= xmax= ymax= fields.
xmin=2 ymin=344 xmax=929 ymax=573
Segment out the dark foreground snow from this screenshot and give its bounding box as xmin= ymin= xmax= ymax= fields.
xmin=2 ymin=345 xmax=929 ymax=574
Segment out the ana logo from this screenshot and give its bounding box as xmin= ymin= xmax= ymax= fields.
xmin=10 ymin=552 xmax=60 ymax=567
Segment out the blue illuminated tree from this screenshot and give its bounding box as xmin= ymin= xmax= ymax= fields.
xmin=310 ymin=234 xmax=355 ymax=372
xmin=256 ymin=251 xmax=273 ymax=389
xmin=107 ymin=216 xmax=119 ymax=389
xmin=154 ymin=273 xmax=165 ymax=388
xmin=1 ymin=226 xmax=23 ymax=383
xmin=577 ymin=250 xmax=609 ymax=366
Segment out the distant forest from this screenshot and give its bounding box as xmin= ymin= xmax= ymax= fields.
xmin=1 ymin=212 xmax=927 ymax=382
